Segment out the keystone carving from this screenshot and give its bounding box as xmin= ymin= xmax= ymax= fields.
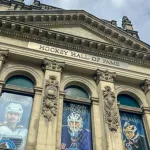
xmin=42 ymin=76 xmax=59 ymax=122
xmin=103 ymin=86 xmax=119 ymax=131
xmin=140 ymin=79 xmax=150 ymax=94
xmin=94 ymin=69 xmax=116 ymax=84
xmin=43 ymin=59 xmax=65 ymax=72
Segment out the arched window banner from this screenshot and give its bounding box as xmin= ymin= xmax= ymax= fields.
xmin=0 ymin=92 xmax=33 ymax=150
xmin=120 ymin=111 xmax=149 ymax=150
xmin=61 ymin=102 xmax=92 ymax=150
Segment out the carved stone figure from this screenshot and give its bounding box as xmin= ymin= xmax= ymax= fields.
xmin=103 ymin=86 xmax=119 ymax=131
xmin=42 ymin=75 xmax=59 ymax=122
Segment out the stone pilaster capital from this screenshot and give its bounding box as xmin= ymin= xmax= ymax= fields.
xmin=140 ymin=79 xmax=150 ymax=94
xmin=59 ymin=91 xmax=66 ymax=99
xmin=90 ymin=97 xmax=99 ymax=104
xmin=94 ymin=69 xmax=116 ymax=84
xmin=0 ymin=50 xmax=9 ymax=63
xmin=141 ymin=106 xmax=150 ymax=114
xmin=34 ymin=87 xmax=43 ymax=95
xmin=42 ymin=58 xmax=65 ymax=72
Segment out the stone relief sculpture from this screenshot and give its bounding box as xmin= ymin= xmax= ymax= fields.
xmin=103 ymin=86 xmax=119 ymax=131
xmin=42 ymin=75 xmax=59 ymax=122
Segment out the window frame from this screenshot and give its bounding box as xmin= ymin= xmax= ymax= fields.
xmin=117 ymin=94 xmax=150 ymax=150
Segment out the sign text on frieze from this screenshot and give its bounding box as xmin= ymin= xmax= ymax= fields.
xmin=28 ymin=42 xmax=128 ymax=68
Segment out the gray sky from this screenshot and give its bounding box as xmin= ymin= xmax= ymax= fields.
xmin=25 ymin=0 xmax=150 ymax=45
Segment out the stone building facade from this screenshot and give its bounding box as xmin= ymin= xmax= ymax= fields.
xmin=0 ymin=1 xmax=150 ymax=150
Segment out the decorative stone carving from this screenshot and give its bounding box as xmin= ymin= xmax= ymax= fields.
xmin=0 ymin=50 xmax=9 ymax=63
xmin=43 ymin=59 xmax=65 ymax=72
xmin=42 ymin=75 xmax=59 ymax=122
xmin=140 ymin=79 xmax=150 ymax=94
xmin=103 ymin=86 xmax=119 ymax=131
xmin=94 ymin=69 xmax=116 ymax=84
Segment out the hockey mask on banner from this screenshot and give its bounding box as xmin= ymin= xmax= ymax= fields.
xmin=67 ymin=113 xmax=83 ymax=137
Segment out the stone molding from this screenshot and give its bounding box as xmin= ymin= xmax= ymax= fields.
xmin=0 ymin=64 xmax=43 ymax=87
xmin=60 ymin=75 xmax=98 ymax=98
xmin=42 ymin=59 xmax=65 ymax=72
xmin=42 ymin=75 xmax=59 ymax=122
xmin=90 ymin=97 xmax=99 ymax=104
xmin=1 ymin=10 xmax=148 ymax=52
xmin=140 ymin=79 xmax=150 ymax=94
xmin=116 ymin=85 xmax=148 ymax=107
xmin=34 ymin=87 xmax=43 ymax=95
xmin=141 ymin=106 xmax=150 ymax=114
xmin=103 ymin=86 xmax=119 ymax=131
xmin=0 ymin=81 xmax=5 ymax=95
xmin=4 ymin=84 xmax=34 ymax=93
xmin=65 ymin=95 xmax=91 ymax=104
xmin=94 ymin=69 xmax=116 ymax=84
xmin=0 ymin=18 xmax=150 ymax=67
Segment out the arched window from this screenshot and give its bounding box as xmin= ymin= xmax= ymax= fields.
xmin=61 ymin=85 xmax=92 ymax=150
xmin=117 ymin=94 xmax=149 ymax=150
xmin=0 ymin=75 xmax=34 ymax=150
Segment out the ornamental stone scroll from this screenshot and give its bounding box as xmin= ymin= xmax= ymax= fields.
xmin=103 ymin=86 xmax=119 ymax=131
xmin=42 ymin=75 xmax=59 ymax=122
xmin=94 ymin=69 xmax=116 ymax=84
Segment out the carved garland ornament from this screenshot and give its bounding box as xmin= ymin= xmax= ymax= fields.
xmin=103 ymin=86 xmax=119 ymax=131
xmin=42 ymin=76 xmax=59 ymax=122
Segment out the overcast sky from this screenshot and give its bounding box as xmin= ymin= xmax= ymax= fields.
xmin=25 ymin=0 xmax=150 ymax=45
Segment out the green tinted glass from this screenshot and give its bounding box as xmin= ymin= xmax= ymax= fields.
xmin=117 ymin=94 xmax=140 ymax=108
xmin=65 ymin=85 xmax=89 ymax=98
xmin=6 ymin=75 xmax=34 ymax=88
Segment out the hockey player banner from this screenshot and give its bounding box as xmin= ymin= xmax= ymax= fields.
xmin=120 ymin=111 xmax=149 ymax=150
xmin=0 ymin=92 xmax=33 ymax=150
xmin=61 ymin=102 xmax=92 ymax=150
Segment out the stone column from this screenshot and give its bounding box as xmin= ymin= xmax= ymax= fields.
xmin=36 ymin=59 xmax=65 ymax=150
xmin=91 ymin=97 xmax=102 ymax=150
xmin=56 ymin=91 xmax=65 ymax=150
xmin=0 ymin=50 xmax=9 ymax=95
xmin=25 ymin=87 xmax=43 ymax=150
xmin=94 ymin=69 xmax=124 ymax=150
xmin=142 ymin=107 xmax=150 ymax=146
xmin=141 ymin=80 xmax=150 ymax=146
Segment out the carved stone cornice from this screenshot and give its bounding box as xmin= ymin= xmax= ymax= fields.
xmin=0 ymin=10 xmax=149 ymax=51
xmin=94 ymin=69 xmax=116 ymax=84
xmin=42 ymin=59 xmax=65 ymax=72
xmin=0 ymin=18 xmax=149 ymax=68
xmin=140 ymin=79 xmax=150 ymax=94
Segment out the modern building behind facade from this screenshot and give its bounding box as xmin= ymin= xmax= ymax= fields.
xmin=0 ymin=0 xmax=150 ymax=150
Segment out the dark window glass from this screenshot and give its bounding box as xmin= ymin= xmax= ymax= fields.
xmin=6 ymin=75 xmax=34 ymax=88
xmin=65 ymin=85 xmax=89 ymax=98
xmin=118 ymin=94 xmax=140 ymax=108
xmin=61 ymin=102 xmax=92 ymax=150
